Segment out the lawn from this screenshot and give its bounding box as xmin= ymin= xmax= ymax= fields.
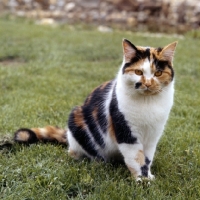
xmin=0 ymin=17 xmax=200 ymax=199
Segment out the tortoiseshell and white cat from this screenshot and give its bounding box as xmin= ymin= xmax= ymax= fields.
xmin=14 ymin=39 xmax=177 ymax=180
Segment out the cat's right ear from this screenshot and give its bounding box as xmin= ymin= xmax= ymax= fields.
xmin=122 ymin=39 xmax=137 ymax=63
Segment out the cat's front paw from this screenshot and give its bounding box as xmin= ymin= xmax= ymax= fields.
xmin=148 ymin=173 xmax=155 ymax=180
xmin=136 ymin=173 xmax=155 ymax=184
xmin=136 ymin=176 xmax=151 ymax=186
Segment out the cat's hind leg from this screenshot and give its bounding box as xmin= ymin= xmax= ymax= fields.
xmin=67 ymin=130 xmax=87 ymax=160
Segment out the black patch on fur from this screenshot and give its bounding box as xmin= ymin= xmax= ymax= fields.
xmin=83 ymin=81 xmax=113 ymax=135
xmin=156 ymin=47 xmax=163 ymax=53
xmin=124 ymin=39 xmax=138 ymax=51
xmin=141 ymin=164 xmax=149 ymax=177
xmin=68 ymin=110 xmax=100 ymax=158
xmin=83 ymin=106 xmax=105 ymax=148
xmin=145 ymin=48 xmax=150 ymax=61
xmin=141 ymin=157 xmax=151 ymax=177
xmin=154 ymin=60 xmax=168 ymax=70
xmin=145 ymin=157 xmax=151 ymax=165
xmin=135 ymin=82 xmax=142 ymax=89
xmin=14 ymin=128 xmax=38 ymax=144
xmin=122 ymin=62 xmax=132 ymax=74
xmin=154 ymin=59 xmax=174 ymax=80
xmin=109 ymin=87 xmax=137 ymax=144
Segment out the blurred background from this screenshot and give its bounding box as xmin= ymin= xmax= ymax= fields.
xmin=0 ymin=0 xmax=199 ymax=34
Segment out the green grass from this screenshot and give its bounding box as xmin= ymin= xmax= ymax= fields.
xmin=0 ymin=18 xmax=200 ymax=199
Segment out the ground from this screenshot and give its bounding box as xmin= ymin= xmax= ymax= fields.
xmin=0 ymin=17 xmax=200 ymax=199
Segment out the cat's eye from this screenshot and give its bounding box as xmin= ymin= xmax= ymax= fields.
xmin=135 ymin=69 xmax=143 ymax=76
xmin=154 ymin=70 xmax=162 ymax=77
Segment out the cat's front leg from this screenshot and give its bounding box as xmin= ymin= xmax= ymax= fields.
xmin=143 ymin=143 xmax=158 ymax=180
xmin=119 ymin=143 xmax=151 ymax=180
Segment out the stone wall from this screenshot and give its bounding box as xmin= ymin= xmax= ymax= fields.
xmin=0 ymin=0 xmax=199 ymax=33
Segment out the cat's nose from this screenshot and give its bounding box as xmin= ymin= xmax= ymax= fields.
xmin=145 ymin=83 xmax=151 ymax=87
xmin=145 ymin=80 xmax=151 ymax=87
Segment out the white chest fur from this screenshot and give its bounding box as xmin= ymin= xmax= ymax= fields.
xmin=115 ymin=80 xmax=174 ymax=145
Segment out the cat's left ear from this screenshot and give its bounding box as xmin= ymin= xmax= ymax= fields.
xmin=160 ymin=41 xmax=178 ymax=63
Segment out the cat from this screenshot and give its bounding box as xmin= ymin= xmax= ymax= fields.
xmin=14 ymin=39 xmax=177 ymax=180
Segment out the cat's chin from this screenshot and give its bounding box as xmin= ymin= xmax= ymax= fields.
xmin=138 ymin=89 xmax=159 ymax=96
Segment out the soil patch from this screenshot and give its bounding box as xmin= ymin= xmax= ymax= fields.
xmin=0 ymin=56 xmax=25 ymax=66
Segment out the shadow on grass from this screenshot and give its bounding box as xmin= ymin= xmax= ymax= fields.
xmin=0 ymin=135 xmax=15 ymax=155
xmin=0 ymin=135 xmax=67 ymax=155
xmin=0 ymin=134 xmax=126 ymax=167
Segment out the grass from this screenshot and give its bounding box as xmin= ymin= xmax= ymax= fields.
xmin=0 ymin=17 xmax=200 ymax=199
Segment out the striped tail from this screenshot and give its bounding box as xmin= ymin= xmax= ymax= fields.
xmin=14 ymin=126 xmax=67 ymax=144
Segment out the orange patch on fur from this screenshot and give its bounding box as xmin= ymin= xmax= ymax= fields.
xmin=31 ymin=128 xmax=44 ymax=140
xmin=31 ymin=126 xmax=67 ymax=144
xmin=15 ymin=131 xmax=30 ymax=142
xmin=136 ymin=46 xmax=146 ymax=52
xmin=127 ymin=165 xmax=138 ymax=178
xmin=85 ymin=94 xmax=92 ymax=105
xmin=135 ymin=150 xmax=145 ymax=166
xmin=92 ymin=107 xmax=98 ymax=121
xmin=151 ymin=47 xmax=166 ymax=62
xmin=157 ymin=67 xmax=173 ymax=85
xmin=100 ymin=81 xmax=110 ymax=90
xmin=68 ymin=149 xmax=81 ymax=160
xmin=123 ymin=60 xmax=144 ymax=74
xmin=108 ymin=116 xmax=116 ymax=141
xmin=73 ymin=107 xmax=86 ymax=129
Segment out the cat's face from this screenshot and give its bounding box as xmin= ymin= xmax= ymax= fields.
xmin=122 ymin=39 xmax=177 ymax=96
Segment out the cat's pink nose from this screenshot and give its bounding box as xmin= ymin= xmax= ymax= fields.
xmin=145 ymin=83 xmax=151 ymax=87
xmin=145 ymin=81 xmax=151 ymax=87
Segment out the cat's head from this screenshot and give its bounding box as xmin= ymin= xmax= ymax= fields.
xmin=121 ymin=39 xmax=177 ymax=96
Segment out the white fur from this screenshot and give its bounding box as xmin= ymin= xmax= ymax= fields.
xmin=142 ymin=58 xmax=153 ymax=79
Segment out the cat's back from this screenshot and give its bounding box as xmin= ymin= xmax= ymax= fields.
xmin=68 ymin=79 xmax=115 ymax=128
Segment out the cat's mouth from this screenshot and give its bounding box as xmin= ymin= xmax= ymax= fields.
xmin=140 ymin=88 xmax=160 ymax=96
xmin=144 ymin=90 xmax=155 ymax=95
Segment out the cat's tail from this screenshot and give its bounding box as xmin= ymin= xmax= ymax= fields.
xmin=14 ymin=126 xmax=67 ymax=144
